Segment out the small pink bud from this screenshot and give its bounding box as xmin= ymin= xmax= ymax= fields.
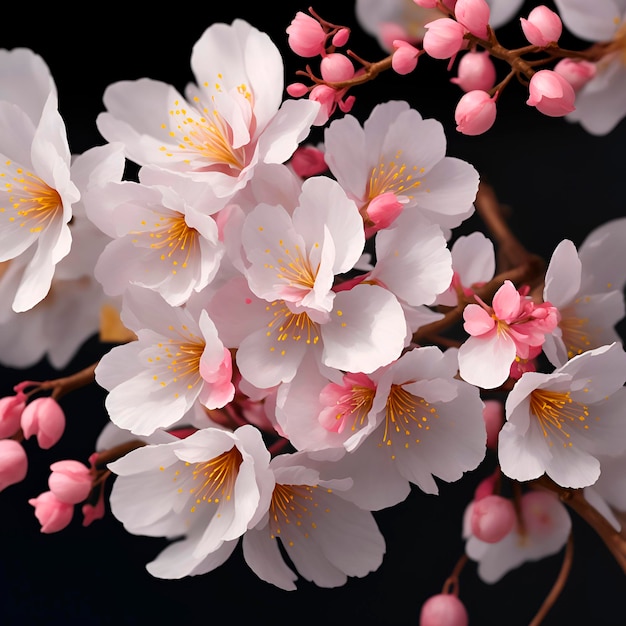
xmin=28 ymin=491 xmax=74 ymax=533
xmin=470 ymin=494 xmax=516 ymax=543
xmin=365 ymin=192 xmax=405 ymax=235
xmin=48 ymin=460 xmax=92 ymax=504
xmin=474 ymin=472 xmax=497 ymax=501
xmin=482 ymin=399 xmax=504 ymax=449
xmin=454 ymin=89 xmax=497 ymax=135
xmin=423 ymin=18 xmax=467 ymax=60
xmin=420 ymin=594 xmax=469 ymax=626
xmin=392 ymin=40 xmax=420 ymax=75
xmin=455 ymin=0 xmax=491 ymax=39
xmin=332 ymin=28 xmax=350 ymax=48
xmin=21 ymin=397 xmax=66 ymax=450
xmin=287 ymin=82 xmax=309 ymax=98
xmin=520 ymin=6 xmax=562 ymax=47
xmin=82 ymin=494 xmax=106 ymax=527
xmin=286 ymin=12 xmax=327 ymax=58
xmin=309 ymin=84 xmax=337 ymax=125
xmin=414 ymin=0 xmax=438 ymax=7
xmin=290 ymin=145 xmax=328 ymax=178
xmin=0 ymin=391 xmax=26 ymax=439
xmin=451 ymin=50 xmax=496 ymax=92
xmin=553 ymin=58 xmax=597 ymax=91
xmin=0 ymin=439 xmax=28 ymax=491
xmin=320 ymin=53 xmax=355 ymax=82
xmin=527 ymin=69 xmax=576 ymax=117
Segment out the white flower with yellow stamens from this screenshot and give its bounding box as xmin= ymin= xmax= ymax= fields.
xmin=96 ymin=287 xmax=234 ymax=436
xmin=323 ymin=100 xmax=479 ymax=232
xmin=85 ymin=165 xmax=224 ymax=307
xmin=96 ymin=19 xmax=319 ymax=200
xmin=108 ymin=425 xmax=274 ymax=579
xmin=0 ymin=48 xmax=79 ymax=313
xmin=499 ymin=342 xmax=626 ymax=488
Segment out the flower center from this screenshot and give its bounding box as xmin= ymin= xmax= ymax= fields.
xmin=265 ymin=301 xmax=320 ymax=352
xmin=558 ymin=310 xmax=592 ymax=359
xmin=367 ymin=152 xmax=423 ymax=200
xmin=269 ymin=484 xmax=325 ymax=545
xmin=0 ymin=161 xmax=61 ymax=234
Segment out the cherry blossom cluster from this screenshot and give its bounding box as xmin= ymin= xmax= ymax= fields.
xmin=0 ymin=4 xmax=626 ymax=625
xmin=288 ymin=0 xmax=626 ymax=136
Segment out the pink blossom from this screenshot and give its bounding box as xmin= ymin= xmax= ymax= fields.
xmin=286 ymin=82 xmax=309 ymax=97
xmin=520 ymin=6 xmax=562 ymax=47
xmin=451 ymin=50 xmax=496 ymax=92
xmin=20 ymin=397 xmax=66 ymax=449
xmin=29 ymin=491 xmax=74 ymax=533
xmin=289 ymin=145 xmax=328 ymax=178
xmin=0 ymin=439 xmax=28 ymax=491
xmin=309 ymin=84 xmax=354 ymax=125
xmin=420 ymin=594 xmax=469 ymax=626
xmin=0 ymin=390 xmax=26 ymax=438
xmin=470 ymin=494 xmax=516 ymax=543
xmin=332 ymin=28 xmax=350 ymax=48
xmin=392 ymin=40 xmax=420 ymax=75
xmin=48 ymin=460 xmax=92 ymax=504
xmin=553 ymin=58 xmax=596 ymax=92
xmin=286 ymin=11 xmax=326 ymax=57
xmin=454 ymin=90 xmax=497 ymax=135
xmin=320 ymin=53 xmax=355 ymax=82
xmin=474 ymin=472 xmax=497 ymax=501
xmin=454 ymin=0 xmax=491 ymax=39
xmin=318 ymin=372 xmax=376 ymax=434
xmin=364 ymin=191 xmax=405 ymax=237
xmin=526 ymin=69 xmax=576 ymax=117
xmin=458 ymin=280 xmax=560 ymax=388
xmin=423 ymin=18 xmax=467 ymax=59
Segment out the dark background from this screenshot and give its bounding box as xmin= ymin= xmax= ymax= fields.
xmin=1 ymin=2 xmax=625 ymax=625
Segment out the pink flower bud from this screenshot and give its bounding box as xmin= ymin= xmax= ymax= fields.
xmin=0 ymin=439 xmax=28 ymax=491
xmin=320 ymin=53 xmax=355 ymax=82
xmin=474 ymin=472 xmax=497 ymax=501
xmin=454 ymin=89 xmax=497 ymax=135
xmin=420 ymin=594 xmax=469 ymax=626
xmin=455 ymin=0 xmax=491 ymax=39
xmin=553 ymin=58 xmax=597 ymax=91
xmin=332 ymin=28 xmax=350 ymax=48
xmin=520 ymin=6 xmax=562 ymax=47
xmin=309 ymin=84 xmax=337 ymax=125
xmin=392 ymin=40 xmax=420 ymax=75
xmin=286 ymin=12 xmax=326 ymax=58
xmin=21 ymin=397 xmax=66 ymax=450
xmin=482 ymin=399 xmax=504 ymax=449
xmin=365 ymin=192 xmax=405 ymax=235
xmin=287 ymin=82 xmax=309 ymax=97
xmin=414 ymin=0 xmax=438 ymax=7
xmin=28 ymin=491 xmax=74 ymax=533
xmin=423 ymin=18 xmax=467 ymax=60
xmin=450 ymin=50 xmax=496 ymax=92
xmin=0 ymin=391 xmax=26 ymax=438
xmin=48 ymin=460 xmax=92 ymax=504
xmin=290 ymin=145 xmax=328 ymax=178
xmin=526 ymin=69 xmax=576 ymax=117
xmin=470 ymin=494 xmax=516 ymax=543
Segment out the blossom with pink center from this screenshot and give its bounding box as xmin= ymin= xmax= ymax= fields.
xmin=0 ymin=439 xmax=28 ymax=491
xmin=323 ymin=100 xmax=479 ymax=233
xmin=458 ymin=279 xmax=560 ymax=389
xmin=526 ymin=69 xmax=576 ymax=117
xmin=464 ymin=490 xmax=571 ymax=583
xmin=499 ymin=342 xmax=626 ymax=489
xmin=21 ymin=397 xmax=66 ymax=449
xmin=520 ymin=5 xmax=563 ymax=47
xmin=97 ymin=20 xmax=319 ymax=200
xmin=455 ymin=90 xmax=498 ymax=135
xmin=29 ymin=491 xmax=74 ymax=533
xmin=95 ymin=287 xmax=234 ymax=436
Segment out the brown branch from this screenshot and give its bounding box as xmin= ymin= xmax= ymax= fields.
xmin=25 ymin=362 xmax=99 ymax=401
xmin=94 ymin=439 xmax=147 ymax=470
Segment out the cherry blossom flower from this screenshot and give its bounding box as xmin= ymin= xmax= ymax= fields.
xmin=95 ymin=287 xmax=234 ymax=436
xmin=323 ymin=100 xmax=479 ymax=233
xmin=108 ymin=425 xmax=274 ymax=579
xmin=499 ymin=342 xmax=626 ymax=488
xmin=542 ymin=238 xmax=625 ymax=367
xmin=241 ymin=451 xmax=385 ymax=590
xmin=96 ymin=20 xmax=320 ymax=200
xmin=0 ymin=48 xmax=80 ymax=314
xmin=458 ymin=280 xmax=560 ymax=389
xmin=553 ymin=0 xmax=626 ymax=134
xmin=0 ymin=143 xmax=121 ymax=369
xmin=464 ymin=490 xmax=571 ymax=583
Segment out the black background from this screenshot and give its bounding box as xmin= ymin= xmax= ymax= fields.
xmin=1 ymin=2 xmax=626 ymax=625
